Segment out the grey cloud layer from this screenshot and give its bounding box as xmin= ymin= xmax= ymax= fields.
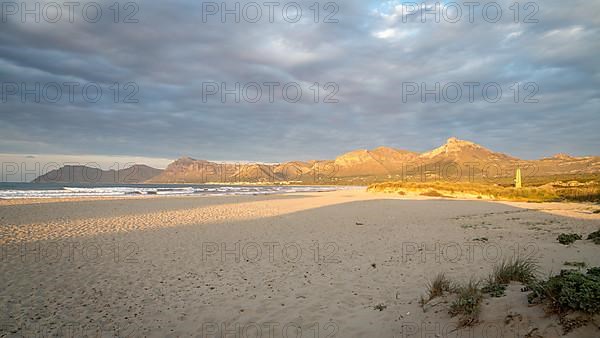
xmin=0 ymin=0 xmax=598 ymax=161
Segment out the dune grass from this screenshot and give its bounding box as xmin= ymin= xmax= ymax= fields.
xmin=368 ymin=181 xmax=600 ymax=202
xmin=481 ymin=256 xmax=538 ymax=297
xmin=490 ymin=257 xmax=539 ymax=284
xmin=448 ymin=280 xmax=483 ymax=327
xmin=422 ymin=257 xmax=600 ymax=331
xmin=423 ymin=256 xmax=538 ymax=327
xmin=422 ymin=272 xmax=453 ymax=304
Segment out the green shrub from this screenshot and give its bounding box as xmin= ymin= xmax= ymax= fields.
xmin=557 ymin=233 xmax=582 ymax=245
xmin=481 ymin=282 xmax=506 ymax=297
xmin=528 ymin=268 xmax=600 ymax=314
xmin=587 ymin=230 xmax=600 ymax=245
xmin=587 ymin=267 xmax=600 ymax=277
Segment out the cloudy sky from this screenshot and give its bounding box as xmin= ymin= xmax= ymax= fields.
xmin=1 ymin=0 xmax=599 ymax=167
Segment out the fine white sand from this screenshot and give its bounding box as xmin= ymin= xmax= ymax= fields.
xmin=1 ymin=190 xmax=599 ymax=337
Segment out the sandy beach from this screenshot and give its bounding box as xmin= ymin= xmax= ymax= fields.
xmin=1 ymin=189 xmax=600 ymax=337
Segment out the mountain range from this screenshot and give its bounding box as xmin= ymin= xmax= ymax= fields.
xmin=33 ymin=164 xmax=163 ymax=184
xmin=32 ymin=138 xmax=600 ymax=184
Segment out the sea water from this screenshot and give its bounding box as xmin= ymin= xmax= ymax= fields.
xmin=0 ymin=183 xmax=345 ymax=199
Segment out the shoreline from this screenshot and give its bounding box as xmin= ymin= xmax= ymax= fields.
xmin=0 ymin=185 xmax=357 ymax=205
xmin=2 ymin=187 xmax=599 ymax=215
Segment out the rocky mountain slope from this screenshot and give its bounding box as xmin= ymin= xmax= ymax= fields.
xmin=32 ymin=138 xmax=600 ymax=184
xmin=148 ymin=138 xmax=600 ymax=184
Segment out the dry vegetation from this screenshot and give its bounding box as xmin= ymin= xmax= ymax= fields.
xmin=421 ymin=272 xmax=453 ymax=304
xmin=368 ymin=180 xmax=600 ymax=203
xmin=448 ymin=280 xmax=483 ymax=327
xmin=487 ymin=257 xmax=538 ymax=285
xmin=421 ymin=257 xmax=600 ymax=332
xmin=421 ymin=257 xmax=540 ymax=327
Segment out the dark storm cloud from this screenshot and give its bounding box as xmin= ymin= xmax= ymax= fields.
xmin=0 ymin=0 xmax=598 ymax=162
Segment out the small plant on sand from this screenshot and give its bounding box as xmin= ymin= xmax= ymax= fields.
xmin=587 ymin=229 xmax=600 ymax=244
xmin=528 ymin=268 xmax=600 ymax=333
xmin=422 ymin=273 xmax=453 ymax=304
xmin=481 ymin=279 xmax=507 ymax=297
xmin=557 ymin=233 xmax=582 ymax=245
xmin=373 ymin=303 xmax=387 ymax=311
xmin=449 ymin=280 xmax=483 ymax=327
